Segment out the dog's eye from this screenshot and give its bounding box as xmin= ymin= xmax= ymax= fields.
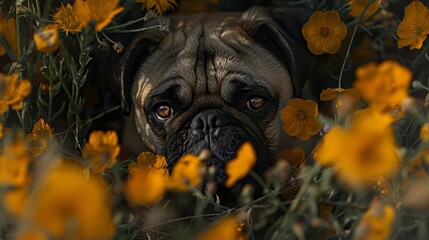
xmin=155 ymin=105 xmax=173 ymax=120
xmin=247 ymin=96 xmax=266 ymax=112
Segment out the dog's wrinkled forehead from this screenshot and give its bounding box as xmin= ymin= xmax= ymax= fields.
xmin=132 ymin=14 xmax=293 ymax=108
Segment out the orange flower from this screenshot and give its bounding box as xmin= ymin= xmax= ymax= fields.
xmin=82 ymin=130 xmax=120 ymax=174
xmin=28 ymin=161 xmax=115 ymax=239
xmin=53 ymin=3 xmax=83 ymax=35
xmin=397 ymin=1 xmax=429 ymax=50
xmin=0 ymin=72 xmax=31 ymax=115
xmin=356 ymin=200 xmax=395 ymax=240
xmin=166 ymin=154 xmax=204 ymax=192
xmin=314 ymin=109 xmax=399 ymax=187
xmin=3 ymin=186 xmax=29 ymax=217
xmin=302 ymin=10 xmax=347 ymax=55
xmin=320 ymin=88 xmax=360 ymax=114
xmin=75 ymin=0 xmax=124 ymax=32
xmin=0 ymin=134 xmax=31 ymax=186
xmin=277 ymin=147 xmax=305 ymax=168
xmin=26 ymin=119 xmax=54 ymax=156
xmin=33 ymin=24 xmax=60 ymax=53
xmin=0 ymin=14 xmax=18 ymax=57
xmin=225 ymin=142 xmax=257 ymax=187
xmin=125 ymin=152 xmax=169 ymax=205
xmin=421 ymin=123 xmax=429 ymax=141
xmin=353 ymin=60 xmax=412 ymax=113
xmin=280 ymin=98 xmax=322 ymax=140
xmin=197 ymin=216 xmax=245 ymax=240
xmin=135 ymin=0 xmax=177 ymax=15
xmin=348 ymin=0 xmax=382 ymax=19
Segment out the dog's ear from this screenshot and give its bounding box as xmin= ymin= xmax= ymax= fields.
xmin=99 ymin=29 xmax=166 ymax=115
xmin=116 ymin=30 xmax=165 ymax=115
xmin=239 ymin=7 xmax=314 ymax=98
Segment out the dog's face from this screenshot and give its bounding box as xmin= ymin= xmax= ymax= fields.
xmin=113 ymin=8 xmax=313 ymax=182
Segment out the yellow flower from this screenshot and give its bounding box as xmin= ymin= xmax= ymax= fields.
xmin=0 ymin=134 xmax=31 ymax=186
xmin=353 ymin=60 xmax=412 ymax=113
xmin=320 ymin=88 xmax=360 ymax=114
xmin=348 ymin=0 xmax=382 ymax=19
xmin=28 ymin=161 xmax=115 ymax=239
xmin=280 ymin=98 xmax=323 ymax=140
xmin=75 ymin=0 xmax=124 ymax=32
xmin=356 ymin=200 xmax=395 ymax=240
xmin=33 ymin=24 xmax=60 ymax=53
xmin=197 ymin=216 xmax=245 ymax=240
xmin=166 ymin=154 xmax=204 ymax=192
xmin=53 ymin=3 xmax=83 ymax=35
xmin=135 ymin=0 xmax=177 ymax=15
xmin=421 ymin=123 xmax=429 ymax=141
xmin=26 ymin=119 xmax=53 ymax=156
xmin=277 ymin=147 xmax=305 ymax=168
xmin=3 ymin=186 xmax=29 ymax=217
xmin=0 ymin=72 xmax=31 ymax=115
xmin=0 ymin=14 xmax=18 ymax=57
xmin=125 ymin=152 xmax=169 ymax=205
xmin=225 ymin=142 xmax=257 ymax=187
xmin=82 ymin=130 xmax=120 ymax=174
xmin=314 ymin=109 xmax=400 ymax=186
xmin=302 ymin=10 xmax=347 ymax=55
xmin=397 ymin=1 xmax=429 ymax=50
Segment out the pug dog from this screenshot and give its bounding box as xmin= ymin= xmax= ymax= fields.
xmin=106 ymin=7 xmax=314 ymax=183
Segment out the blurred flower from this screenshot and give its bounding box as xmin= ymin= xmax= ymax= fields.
xmin=0 ymin=122 xmax=3 ymax=139
xmin=3 ymin=186 xmax=29 ymax=217
xmin=321 ymin=88 xmax=360 ymax=114
xmin=403 ymin=177 xmax=429 ymax=209
xmin=26 ymin=119 xmax=53 ymax=156
xmin=302 ymin=10 xmax=347 ymax=55
xmin=82 ymin=130 xmax=120 ymax=173
xmin=421 ymin=123 xmax=429 ymax=141
xmin=397 ymin=1 xmax=429 ymax=50
xmin=354 ymin=61 xmax=412 ymax=113
xmin=314 ymin=109 xmax=399 ymax=186
xmin=166 ymin=154 xmax=204 ymax=192
xmin=197 ymin=216 xmax=245 ymax=240
xmin=0 ymin=14 xmax=18 ymax=57
xmin=53 ymin=3 xmax=83 ymax=35
xmin=0 ymin=72 xmax=31 ymax=114
xmin=27 ymin=161 xmax=115 ymax=239
xmin=16 ymin=229 xmax=47 ymax=240
xmin=277 ymin=147 xmax=305 ymax=168
xmin=75 ymin=0 xmax=124 ymax=32
xmin=0 ymin=134 xmax=31 ymax=186
xmin=280 ymin=98 xmax=322 ymax=140
xmin=125 ymin=152 xmax=169 ymax=205
xmin=356 ymin=200 xmax=395 ymax=240
xmin=135 ymin=0 xmax=177 ymax=15
xmin=348 ymin=0 xmax=382 ymax=19
xmin=349 ymin=36 xmax=378 ymax=65
xmin=225 ymin=142 xmax=257 ymax=187
xmin=33 ymin=24 xmax=60 ymax=53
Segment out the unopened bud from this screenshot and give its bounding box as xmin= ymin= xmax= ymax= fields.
xmin=113 ymin=42 xmax=124 ymax=54
xmin=199 ymin=149 xmax=212 ymax=162
xmin=144 ymin=10 xmax=157 ymax=21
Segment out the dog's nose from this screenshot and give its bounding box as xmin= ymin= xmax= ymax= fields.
xmin=190 ymin=109 xmax=229 ymax=130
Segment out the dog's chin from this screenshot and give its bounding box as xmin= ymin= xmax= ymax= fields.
xmin=165 ymin=124 xmax=266 ymax=184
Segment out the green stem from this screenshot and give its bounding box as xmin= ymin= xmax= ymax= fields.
xmin=103 ymin=15 xmax=149 ymax=31
xmin=338 ymin=24 xmax=358 ymax=89
xmin=289 ymin=164 xmax=322 ymax=212
xmin=107 ymin=24 xmax=164 ymax=34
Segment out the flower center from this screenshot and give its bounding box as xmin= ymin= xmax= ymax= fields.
xmin=297 ymin=111 xmax=307 ymax=121
xmin=320 ymin=27 xmax=330 ymax=37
